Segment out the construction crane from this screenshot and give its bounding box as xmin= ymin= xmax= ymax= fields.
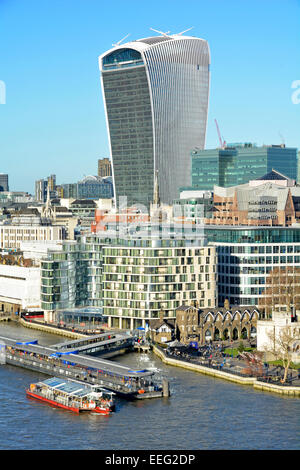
xmin=214 ymin=119 xmax=226 ymax=149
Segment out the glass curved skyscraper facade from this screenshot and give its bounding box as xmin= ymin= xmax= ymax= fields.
xmin=99 ymin=34 xmax=210 ymax=208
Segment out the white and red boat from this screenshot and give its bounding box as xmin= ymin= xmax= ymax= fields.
xmin=26 ymin=377 xmax=115 ymax=415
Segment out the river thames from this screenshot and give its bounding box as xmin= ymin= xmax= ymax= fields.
xmin=0 ymin=322 xmax=299 ymax=450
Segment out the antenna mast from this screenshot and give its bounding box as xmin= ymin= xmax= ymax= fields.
xmin=112 ymin=33 xmax=130 ymax=47
xmin=150 ymin=28 xmax=171 ymax=37
xmin=176 ymin=27 xmax=194 ymax=35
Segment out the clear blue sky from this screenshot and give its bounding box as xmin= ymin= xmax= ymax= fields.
xmin=0 ymin=0 xmax=299 ymax=193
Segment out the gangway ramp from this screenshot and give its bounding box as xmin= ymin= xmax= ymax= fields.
xmin=51 ymin=331 xmax=134 ymax=357
xmin=0 ymin=334 xmax=164 ymax=399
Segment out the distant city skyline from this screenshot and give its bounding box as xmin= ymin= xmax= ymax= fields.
xmin=0 ymin=0 xmax=299 ymax=193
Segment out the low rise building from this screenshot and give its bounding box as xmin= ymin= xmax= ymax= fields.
xmin=148 ymin=311 xmax=175 ymax=344
xmin=19 ymin=240 xmax=65 ymax=261
xmin=176 ymin=303 xmax=259 ymax=345
xmin=257 ymin=310 xmax=300 ymax=364
xmin=49 ymin=206 xmax=78 ymax=240
xmin=69 ymin=199 xmax=97 ymax=218
xmin=205 ymin=170 xmax=300 ymax=227
xmin=0 ymin=254 xmax=41 ymax=313
xmin=173 ymin=190 xmax=213 ymax=223
xmin=0 ymin=224 xmax=64 ymax=250
xmin=91 ymin=207 xmax=150 ymax=232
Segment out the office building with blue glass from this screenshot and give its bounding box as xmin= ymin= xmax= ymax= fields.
xmin=62 ymin=176 xmax=113 ymax=200
xmin=190 ymin=144 xmax=298 ymax=191
xmin=0 ymin=174 xmax=9 ymax=192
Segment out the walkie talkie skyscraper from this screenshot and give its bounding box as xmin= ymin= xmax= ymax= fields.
xmin=99 ymin=31 xmax=210 ymax=209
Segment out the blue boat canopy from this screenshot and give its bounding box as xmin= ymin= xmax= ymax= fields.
xmin=49 ymin=350 xmax=78 ymax=357
xmin=16 ymin=340 xmax=38 ymax=345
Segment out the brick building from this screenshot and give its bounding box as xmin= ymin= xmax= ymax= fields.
xmin=175 ymin=303 xmax=259 ymax=345
xmin=205 ymin=170 xmax=300 ymax=227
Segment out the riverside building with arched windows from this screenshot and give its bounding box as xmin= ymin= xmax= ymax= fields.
xmin=176 ymin=304 xmax=259 ymax=344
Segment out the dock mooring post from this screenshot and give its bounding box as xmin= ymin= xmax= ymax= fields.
xmin=0 ymin=342 xmax=6 ymax=364
xmin=162 ymin=378 xmax=170 ymax=397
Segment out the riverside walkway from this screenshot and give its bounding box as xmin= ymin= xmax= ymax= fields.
xmin=0 ymin=334 xmax=166 ymax=399
xmin=153 ymin=344 xmax=300 ymax=397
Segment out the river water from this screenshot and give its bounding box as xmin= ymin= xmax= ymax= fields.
xmin=0 ymin=322 xmax=299 ymax=450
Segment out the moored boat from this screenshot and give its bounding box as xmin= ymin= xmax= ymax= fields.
xmin=26 ymin=377 xmax=115 ymax=415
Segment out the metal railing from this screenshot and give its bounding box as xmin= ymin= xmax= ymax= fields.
xmin=20 ymin=316 xmax=94 ymax=336
xmin=155 ymin=344 xmax=300 ymax=385
xmin=5 ymin=350 xmax=162 ymax=395
xmin=164 ymin=349 xmax=251 ymax=378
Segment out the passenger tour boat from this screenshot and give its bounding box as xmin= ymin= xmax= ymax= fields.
xmin=26 ymin=376 xmax=115 ymax=415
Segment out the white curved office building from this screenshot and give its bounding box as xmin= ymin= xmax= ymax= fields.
xmin=99 ymin=33 xmax=210 ymax=208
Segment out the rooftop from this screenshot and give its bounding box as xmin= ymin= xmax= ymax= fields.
xmin=136 ymin=36 xmax=174 ymax=46
xmin=256 ymin=169 xmax=290 ymax=181
xmin=40 ymin=377 xmax=95 ymax=397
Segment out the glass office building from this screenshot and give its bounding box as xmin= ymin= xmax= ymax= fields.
xmin=99 ymin=34 xmax=210 ymax=208
xmin=41 ymin=238 xmax=103 ymax=316
xmin=0 ymin=173 xmax=9 ymax=192
xmin=204 ymin=226 xmax=300 ymax=311
xmin=62 ymin=176 xmax=113 ymax=200
xmin=41 ymin=232 xmax=217 ymax=328
xmin=102 ymin=240 xmax=216 ymax=329
xmin=191 ymin=144 xmax=298 ymax=190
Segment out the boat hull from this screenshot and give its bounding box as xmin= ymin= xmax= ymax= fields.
xmin=26 ymin=390 xmax=113 ymax=415
xmin=26 ymin=390 xmax=80 ymax=413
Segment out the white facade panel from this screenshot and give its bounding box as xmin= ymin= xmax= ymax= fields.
xmin=0 ymin=264 xmax=41 ymax=309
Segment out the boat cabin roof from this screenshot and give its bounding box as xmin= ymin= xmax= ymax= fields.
xmin=38 ymin=377 xmax=101 ymax=398
xmin=1 ymin=335 xmax=154 ymax=378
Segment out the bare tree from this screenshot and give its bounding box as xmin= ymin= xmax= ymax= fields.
xmin=240 ymin=351 xmax=264 ymax=377
xmin=265 ymin=325 xmax=300 ymax=383
xmin=259 ymin=266 xmax=300 ymax=317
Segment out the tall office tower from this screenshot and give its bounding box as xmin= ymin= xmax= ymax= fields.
xmin=47 ymin=174 xmax=56 ymax=191
xmin=98 ymin=158 xmax=112 ymax=178
xmin=99 ymin=32 xmax=210 ymax=208
xmin=0 ymin=173 xmax=9 ymax=192
xmin=35 ymin=178 xmax=48 ymax=202
xmin=35 ymin=175 xmax=57 ymax=202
